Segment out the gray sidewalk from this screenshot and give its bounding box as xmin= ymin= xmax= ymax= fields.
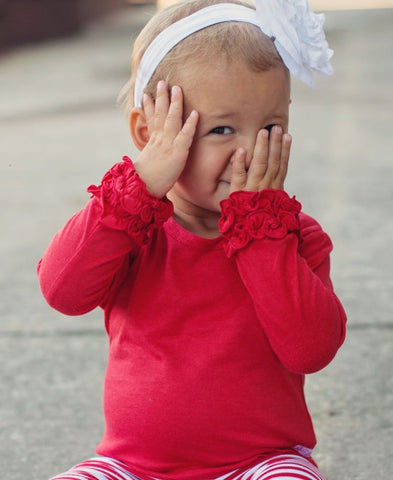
xmin=1 ymin=4 xmax=392 ymax=479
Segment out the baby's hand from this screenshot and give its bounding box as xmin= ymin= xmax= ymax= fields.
xmin=133 ymin=81 xmax=199 ymax=199
xmin=229 ymin=126 xmax=292 ymax=193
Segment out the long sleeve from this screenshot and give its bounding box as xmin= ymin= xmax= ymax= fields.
xmin=219 ymin=189 xmax=346 ymax=374
xmin=37 ymin=157 xmax=173 ymax=315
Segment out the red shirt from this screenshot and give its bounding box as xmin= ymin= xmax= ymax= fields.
xmin=37 ymin=158 xmax=346 ymax=480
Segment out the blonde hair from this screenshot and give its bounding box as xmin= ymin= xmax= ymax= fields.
xmin=119 ymin=0 xmax=285 ymax=114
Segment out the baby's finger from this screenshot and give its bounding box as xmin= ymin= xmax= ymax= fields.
xmin=229 ymin=148 xmax=248 ymax=193
xmin=164 ymin=85 xmax=184 ymax=136
xmin=153 ymin=80 xmax=170 ymax=127
xmin=274 ymin=133 xmax=292 ymax=188
xmin=173 ymin=110 xmax=199 ymax=153
xmin=247 ymin=129 xmax=269 ymax=186
xmin=265 ymin=125 xmax=283 ymax=180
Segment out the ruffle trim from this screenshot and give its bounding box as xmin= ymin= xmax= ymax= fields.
xmin=87 ymin=156 xmax=173 ymax=246
xmin=219 ymin=189 xmax=301 ymax=257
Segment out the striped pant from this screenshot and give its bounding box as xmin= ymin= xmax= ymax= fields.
xmin=49 ymin=454 xmax=326 ymax=480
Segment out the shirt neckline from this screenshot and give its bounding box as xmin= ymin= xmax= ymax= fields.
xmin=165 ymin=216 xmax=223 ymax=250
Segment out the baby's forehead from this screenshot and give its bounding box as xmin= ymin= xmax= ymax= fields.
xmin=176 ymin=62 xmax=290 ymax=119
xmin=175 ymin=57 xmax=289 ymax=91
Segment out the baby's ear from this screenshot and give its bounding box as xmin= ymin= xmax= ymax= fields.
xmin=129 ymin=107 xmax=150 ymax=151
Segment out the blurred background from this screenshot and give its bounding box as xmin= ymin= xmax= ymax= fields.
xmin=1 ymin=1 xmax=392 ymax=479
xmin=1 ymin=0 xmax=393 ymax=51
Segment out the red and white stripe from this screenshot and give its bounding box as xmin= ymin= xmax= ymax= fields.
xmin=49 ymin=454 xmax=326 ymax=480
xmin=49 ymin=458 xmax=142 ymax=480
xmin=218 ymin=455 xmax=326 ymax=480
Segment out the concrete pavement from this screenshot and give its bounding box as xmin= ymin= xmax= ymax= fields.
xmin=1 ymin=4 xmax=392 ymax=479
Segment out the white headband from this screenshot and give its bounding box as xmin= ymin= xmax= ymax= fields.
xmin=134 ymin=0 xmax=334 ymax=107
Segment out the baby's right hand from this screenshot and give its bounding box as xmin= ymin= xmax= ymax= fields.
xmin=133 ymin=81 xmax=199 ymax=199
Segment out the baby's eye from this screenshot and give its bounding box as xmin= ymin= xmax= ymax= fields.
xmin=209 ymin=126 xmax=234 ymax=135
xmin=264 ymin=124 xmax=276 ymax=133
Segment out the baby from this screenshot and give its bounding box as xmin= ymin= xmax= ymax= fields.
xmin=38 ymin=1 xmax=347 ymax=479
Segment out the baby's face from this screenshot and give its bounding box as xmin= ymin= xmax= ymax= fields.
xmin=169 ymin=58 xmax=291 ymax=221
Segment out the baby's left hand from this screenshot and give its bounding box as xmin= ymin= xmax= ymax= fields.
xmin=229 ymin=126 xmax=292 ymax=193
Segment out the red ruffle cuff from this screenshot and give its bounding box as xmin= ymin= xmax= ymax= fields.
xmin=87 ymin=156 xmax=173 ymax=246
xmin=219 ymin=189 xmax=302 ymax=257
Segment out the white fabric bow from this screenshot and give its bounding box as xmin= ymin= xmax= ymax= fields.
xmin=255 ymin=0 xmax=334 ymax=87
xmin=134 ymin=0 xmax=334 ymax=106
